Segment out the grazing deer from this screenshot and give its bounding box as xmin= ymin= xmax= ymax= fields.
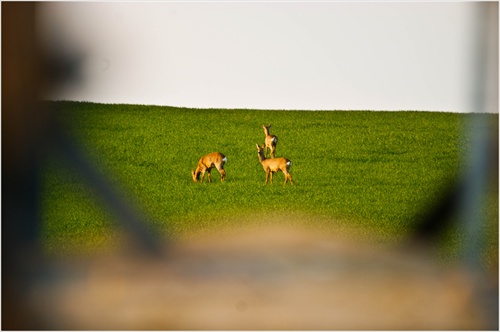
xmin=262 ymin=124 xmax=278 ymax=158
xmin=192 ymin=152 xmax=227 ymax=183
xmin=256 ymin=144 xmax=293 ymax=185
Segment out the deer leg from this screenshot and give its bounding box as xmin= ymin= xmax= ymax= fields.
xmin=207 ymin=168 xmax=212 ymax=183
xmin=282 ymin=166 xmax=292 ymax=185
xmin=216 ymin=166 xmax=225 ymax=181
xmin=200 ymin=169 xmax=206 ymax=183
xmin=264 ymin=170 xmax=270 ymax=185
xmin=219 ymin=169 xmax=226 ymax=181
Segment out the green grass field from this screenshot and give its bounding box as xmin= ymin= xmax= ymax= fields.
xmin=41 ymin=101 xmax=498 ymax=268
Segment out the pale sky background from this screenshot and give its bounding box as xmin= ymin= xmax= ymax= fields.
xmin=37 ymin=1 xmax=498 ymax=113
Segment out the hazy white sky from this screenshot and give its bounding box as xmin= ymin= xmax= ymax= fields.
xmin=38 ymin=1 xmax=497 ymax=112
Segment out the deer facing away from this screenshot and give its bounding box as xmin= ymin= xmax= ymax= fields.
xmin=262 ymin=124 xmax=278 ymax=158
xmin=256 ymin=143 xmax=293 ymax=185
xmin=192 ymin=152 xmax=226 ymax=183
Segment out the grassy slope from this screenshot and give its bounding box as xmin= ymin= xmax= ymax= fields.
xmin=41 ymin=101 xmax=498 ymax=266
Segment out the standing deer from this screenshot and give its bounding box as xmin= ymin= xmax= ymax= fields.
xmin=256 ymin=144 xmax=293 ymax=185
xmin=192 ymin=152 xmax=227 ymax=183
xmin=262 ymin=124 xmax=278 ymax=158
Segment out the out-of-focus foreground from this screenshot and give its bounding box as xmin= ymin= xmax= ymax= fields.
xmin=26 ymin=226 xmax=497 ymax=330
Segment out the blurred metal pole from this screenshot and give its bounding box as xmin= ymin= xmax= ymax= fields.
xmin=459 ymin=2 xmax=498 ymax=271
xmin=49 ymin=121 xmax=165 ymax=256
xmin=458 ymin=3 xmax=498 ymax=328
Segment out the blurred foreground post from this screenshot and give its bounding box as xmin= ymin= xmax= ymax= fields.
xmin=2 ymin=3 xmax=49 ymax=329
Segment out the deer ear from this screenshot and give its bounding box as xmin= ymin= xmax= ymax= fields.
xmin=256 ymin=143 xmax=260 ymax=149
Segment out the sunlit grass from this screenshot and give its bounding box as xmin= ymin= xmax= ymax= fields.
xmin=41 ymin=101 xmax=497 ymax=267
